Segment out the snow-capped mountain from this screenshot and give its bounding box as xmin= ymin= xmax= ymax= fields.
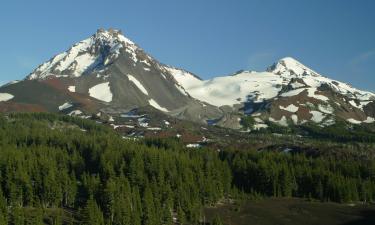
xmin=168 ymin=57 xmax=375 ymax=128
xmin=0 ymin=28 xmax=374 ymax=130
xmin=0 ymin=28 xmax=222 ymax=123
xmin=28 ymin=28 xmax=138 ymax=80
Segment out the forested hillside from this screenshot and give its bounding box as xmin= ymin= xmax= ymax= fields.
xmin=0 ymin=113 xmax=231 ymax=224
xmin=0 ymin=113 xmax=374 ymax=225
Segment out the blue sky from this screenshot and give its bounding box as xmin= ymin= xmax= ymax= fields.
xmin=1 ymin=0 xmax=374 ymax=91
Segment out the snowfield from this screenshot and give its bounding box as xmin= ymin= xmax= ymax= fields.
xmin=169 ymin=57 xmax=375 ymax=109
xmin=89 ymin=82 xmax=113 ymax=102
xmin=168 ymin=70 xmax=283 ymax=107
xmin=0 ymin=93 xmax=14 ymax=102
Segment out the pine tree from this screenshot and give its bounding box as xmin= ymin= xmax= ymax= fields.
xmin=131 ymin=186 xmax=142 ymax=225
xmin=177 ymin=206 xmax=186 ymax=225
xmin=81 ymin=196 xmax=105 ymax=225
xmin=142 ymin=187 xmax=157 ymax=225
xmin=112 ymin=178 xmax=132 ymax=225
xmin=0 ymin=190 xmax=7 ymax=225
xmin=102 ymin=179 xmax=116 ymax=223
xmin=316 ymin=180 xmax=324 ymax=201
xmin=11 ymin=206 xmax=25 ymax=225
xmin=211 ymin=215 xmax=224 ymax=225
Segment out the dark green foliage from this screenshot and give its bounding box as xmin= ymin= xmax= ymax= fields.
xmin=0 ymin=112 xmax=374 ymax=224
xmin=0 ymin=190 xmax=7 ymax=225
xmin=224 ymin=150 xmax=375 ymax=203
xmin=0 ymin=113 xmax=230 ymax=224
xmin=81 ymin=196 xmax=105 ymax=225
xmin=211 ymin=215 xmax=224 ymax=225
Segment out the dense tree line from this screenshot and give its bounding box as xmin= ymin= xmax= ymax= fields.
xmin=224 ymin=150 xmax=375 ymax=203
xmin=0 ymin=113 xmax=374 ymax=224
xmin=0 ymin=113 xmax=231 ymax=224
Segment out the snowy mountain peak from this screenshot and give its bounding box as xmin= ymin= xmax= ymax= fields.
xmin=268 ymin=57 xmax=321 ymax=77
xmin=27 ymin=28 xmax=138 ymax=80
xmin=93 ymin=28 xmax=136 ymax=46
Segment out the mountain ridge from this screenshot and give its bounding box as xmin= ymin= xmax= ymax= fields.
xmin=0 ymin=28 xmax=374 ymax=130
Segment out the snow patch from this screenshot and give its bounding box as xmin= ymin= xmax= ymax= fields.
xmin=318 ymin=104 xmax=334 ymax=114
xmin=279 ymin=104 xmax=299 ymax=113
xmin=290 ymin=81 xmax=305 ymax=89
xmin=307 ymin=88 xmax=329 ymax=101
xmin=140 ymin=60 xmax=151 ymax=67
xmin=68 ymin=86 xmax=76 ymax=92
xmin=322 ymin=117 xmax=335 ymax=126
xmin=58 ymin=102 xmax=73 ymax=111
xmin=310 ymin=111 xmax=325 ymax=123
xmin=281 ymin=88 xmax=305 ymax=97
xmin=0 ymin=93 xmax=14 ymax=102
xmin=291 ymin=115 xmax=298 ymax=124
xmin=269 ymin=116 xmax=288 ymax=126
xmin=89 ymin=82 xmax=113 ymax=102
xmin=127 ymin=74 xmax=149 ymax=95
xmin=253 ymin=123 xmax=268 ymax=130
xmin=68 ymin=110 xmax=82 ymax=116
xmin=148 ymin=99 xmax=169 ymax=112
xmin=364 ymin=117 xmax=375 ymax=123
xmin=147 ymin=127 xmax=162 ymax=131
xmin=186 ymin=144 xmax=201 ymax=148
xmin=347 ymin=118 xmax=362 ymax=124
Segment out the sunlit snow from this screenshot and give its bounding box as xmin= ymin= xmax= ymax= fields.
xmin=280 ymin=104 xmax=299 ymax=113
xmin=68 ymin=86 xmax=76 ymax=92
xmin=0 ymin=93 xmax=14 ymax=102
xmin=127 ymin=74 xmax=149 ymax=95
xmin=59 ymin=102 xmax=73 ymax=111
xmin=89 ymin=82 xmax=113 ymax=102
xmin=149 ymin=99 xmax=168 ymax=112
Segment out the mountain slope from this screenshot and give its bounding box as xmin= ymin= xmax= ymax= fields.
xmin=0 ymin=29 xmax=223 ymax=123
xmin=169 ymin=57 xmax=375 ymax=128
